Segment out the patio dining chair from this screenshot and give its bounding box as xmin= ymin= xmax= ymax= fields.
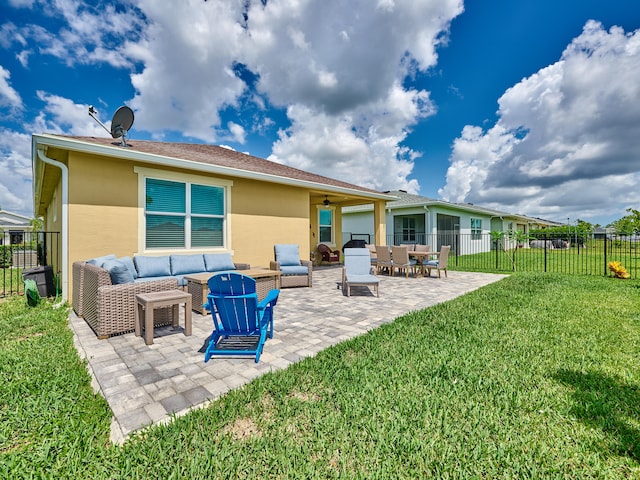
xmin=204 ymin=272 xmax=280 ymax=363
xmin=342 ymin=248 xmax=379 ymax=297
xmin=374 ymin=245 xmax=393 ymax=275
xmin=423 ymin=245 xmax=451 ymax=278
xmin=391 ymin=245 xmax=418 ymax=278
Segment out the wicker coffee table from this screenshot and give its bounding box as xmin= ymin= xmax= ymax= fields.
xmin=185 ymin=269 xmax=282 ymax=314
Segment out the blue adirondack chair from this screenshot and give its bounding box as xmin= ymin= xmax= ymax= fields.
xmin=204 ymin=272 xmax=280 ymax=363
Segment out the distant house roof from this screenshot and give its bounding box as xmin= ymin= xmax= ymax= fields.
xmin=344 ymin=190 xmax=557 ymax=226
xmin=32 ymin=134 xmax=394 ymax=202
xmin=0 ymin=209 xmax=32 ymax=229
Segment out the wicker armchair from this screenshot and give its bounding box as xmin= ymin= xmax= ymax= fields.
xmin=269 ymin=259 xmax=313 ymax=287
xmin=270 ymin=244 xmax=312 ymax=288
xmin=82 ymin=263 xmax=178 ymax=338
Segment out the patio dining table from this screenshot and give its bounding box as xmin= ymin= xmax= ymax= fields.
xmin=408 ymin=251 xmax=441 ymax=276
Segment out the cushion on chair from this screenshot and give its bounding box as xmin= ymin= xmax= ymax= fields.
xmin=423 ymin=260 xmax=439 ymax=267
xmin=86 ymin=253 xmax=116 ymax=266
xmin=275 ymin=244 xmax=301 ymax=266
xmin=204 ymin=253 xmax=236 ymax=272
xmin=102 ymin=259 xmax=135 ymax=285
xmin=280 ymin=265 xmax=309 ymax=276
xmin=343 ymin=248 xmax=372 ymax=275
xmin=345 ymin=273 xmax=379 ymax=285
xmin=134 ymin=255 xmax=171 ymax=277
xmin=170 ymin=254 xmax=206 ymax=275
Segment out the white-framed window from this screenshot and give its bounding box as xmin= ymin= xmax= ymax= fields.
xmin=318 ymin=207 xmax=334 ymax=244
xmin=471 ymin=218 xmax=482 ymax=240
xmin=135 ymin=167 xmax=232 ymax=251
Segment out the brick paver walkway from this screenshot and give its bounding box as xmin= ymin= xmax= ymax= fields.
xmin=69 ymin=266 xmax=507 ymax=444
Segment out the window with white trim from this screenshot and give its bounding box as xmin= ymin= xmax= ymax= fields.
xmin=470 ymin=218 xmax=482 ymax=240
xmin=145 ymin=177 xmax=226 ymax=249
xmin=319 ymin=208 xmax=334 ymax=243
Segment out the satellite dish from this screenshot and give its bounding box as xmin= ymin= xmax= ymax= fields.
xmin=88 ymin=105 xmax=134 ymax=147
xmin=110 ymin=106 xmax=134 ymax=141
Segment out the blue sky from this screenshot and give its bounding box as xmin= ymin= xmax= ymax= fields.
xmin=1 ymin=0 xmax=639 ymax=226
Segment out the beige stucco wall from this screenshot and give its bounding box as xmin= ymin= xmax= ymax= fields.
xmin=63 ymin=151 xmax=313 ymax=280
xmin=68 ymin=152 xmax=139 ymax=263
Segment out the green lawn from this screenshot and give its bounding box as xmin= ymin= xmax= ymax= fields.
xmin=1 ymin=273 xmax=639 ymax=478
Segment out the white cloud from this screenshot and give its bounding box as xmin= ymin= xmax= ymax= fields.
xmin=269 ymin=102 xmax=420 ymax=193
xmin=241 ymin=0 xmax=460 ymax=190
xmin=440 ymin=21 xmax=640 ymax=224
xmin=29 ymin=92 xmax=111 ymax=137
xmin=0 ymin=65 xmax=22 ymax=109
xmin=128 ymin=0 xmax=247 ymax=141
xmin=1 ymin=1 xmax=145 ymax=68
xmin=0 ymin=129 xmax=33 ymax=215
xmin=227 ymin=121 xmax=246 ymax=144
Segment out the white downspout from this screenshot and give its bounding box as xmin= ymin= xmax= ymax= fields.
xmin=37 ymin=147 xmax=69 ymax=301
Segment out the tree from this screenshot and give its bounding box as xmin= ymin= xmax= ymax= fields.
xmin=611 ymin=208 xmax=640 ymax=235
xmin=30 ymin=217 xmax=43 ymax=231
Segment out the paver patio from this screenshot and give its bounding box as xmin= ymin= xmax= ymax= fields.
xmin=69 ymin=266 xmax=508 ymax=444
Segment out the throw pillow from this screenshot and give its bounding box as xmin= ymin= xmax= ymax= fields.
xmin=118 ymin=256 xmax=138 ymax=279
xmin=102 ymin=259 xmax=135 ymax=284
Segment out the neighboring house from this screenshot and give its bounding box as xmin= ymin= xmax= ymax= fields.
xmin=31 ymin=134 xmax=395 ymax=302
xmin=0 ymin=209 xmax=34 ymax=245
xmin=342 ymin=190 xmax=556 ymax=254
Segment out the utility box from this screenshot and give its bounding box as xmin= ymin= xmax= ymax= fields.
xmin=22 ymin=266 xmax=55 ymax=298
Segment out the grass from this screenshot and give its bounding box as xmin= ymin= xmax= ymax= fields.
xmin=1 ymin=273 xmax=640 ymax=477
xmin=0 ymin=267 xmax=28 ymax=296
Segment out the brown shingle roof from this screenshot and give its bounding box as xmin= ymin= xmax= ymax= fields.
xmin=60 ymin=135 xmax=383 ymax=195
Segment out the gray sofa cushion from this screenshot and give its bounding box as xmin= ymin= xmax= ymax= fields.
xmin=170 ymin=254 xmax=206 ymax=275
xmin=134 ymin=255 xmax=171 ymax=278
xmin=204 ymin=253 xmax=236 ymax=272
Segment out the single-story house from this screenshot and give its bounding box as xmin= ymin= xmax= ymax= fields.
xmin=0 ymin=209 xmax=34 ymax=245
xmin=342 ymin=190 xmax=556 ymax=255
xmin=31 ymin=134 xmax=395 ymax=302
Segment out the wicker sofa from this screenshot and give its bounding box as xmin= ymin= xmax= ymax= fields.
xmin=73 ymin=253 xmax=249 ymax=338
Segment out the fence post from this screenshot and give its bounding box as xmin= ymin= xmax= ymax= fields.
xmin=603 ymin=234 xmax=608 ymax=277
xmin=544 ymin=234 xmax=548 ymax=272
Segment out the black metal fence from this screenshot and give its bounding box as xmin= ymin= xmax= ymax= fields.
xmin=0 ymin=231 xmax=61 ymax=298
xmin=344 ymin=232 xmax=639 ymax=279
